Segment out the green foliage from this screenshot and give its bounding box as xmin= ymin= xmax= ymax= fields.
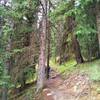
xmin=90 ymin=65 xmax=100 ymax=81
xmin=76 ymin=1 xmax=99 ymax=60
xmin=0 ymin=60 xmax=4 ymax=80
xmin=0 ymin=6 xmax=6 ymax=16
xmin=50 ymin=1 xmax=69 ymax=22
xmin=11 ymin=0 xmax=39 ymax=22
xmin=0 ymin=5 xmax=14 ymax=90
xmin=50 ymin=0 xmax=99 ymax=61
xmin=0 ymin=57 xmax=13 ymax=88
xmin=0 ymin=0 xmax=100 ymax=98
xmin=50 ymin=58 xmax=77 ymax=76
xmin=13 ymin=48 xmax=23 ymax=54
xmin=9 ymin=0 xmax=39 ymax=50
xmin=96 ymin=88 xmax=100 ymax=94
xmin=24 ymin=67 xmax=36 ymax=82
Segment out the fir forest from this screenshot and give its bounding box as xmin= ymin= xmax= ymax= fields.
xmin=1 ymin=0 xmax=100 ymax=100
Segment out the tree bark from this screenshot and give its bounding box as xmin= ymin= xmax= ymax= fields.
xmin=2 ymin=86 xmax=8 ymax=100
xmin=46 ymin=1 xmax=51 ymax=79
xmin=68 ymin=16 xmax=83 ymax=64
xmin=69 ymin=0 xmax=84 ymax=64
xmin=56 ymin=21 xmax=64 ymax=65
xmin=72 ymin=34 xmax=84 ymax=63
xmin=46 ymin=20 xmax=50 ymax=79
xmin=37 ymin=0 xmax=47 ymax=91
xmin=96 ymin=2 xmax=100 ymax=53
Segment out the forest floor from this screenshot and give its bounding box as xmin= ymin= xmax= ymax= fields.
xmin=13 ymin=59 xmax=100 ymax=100
xmin=38 ymin=59 xmax=100 ymax=100
xmin=42 ymin=69 xmax=100 ymax=100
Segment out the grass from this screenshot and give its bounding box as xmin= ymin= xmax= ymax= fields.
xmin=77 ymin=59 xmax=100 ymax=81
xmin=50 ymin=58 xmax=100 ymax=81
xmin=50 ymin=58 xmax=77 ymax=76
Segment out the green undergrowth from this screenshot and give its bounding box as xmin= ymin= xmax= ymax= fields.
xmin=50 ymin=58 xmax=77 ymax=76
xmin=77 ymin=59 xmax=100 ymax=82
xmin=9 ymin=84 xmax=36 ymax=100
xmin=50 ymin=58 xmax=100 ymax=82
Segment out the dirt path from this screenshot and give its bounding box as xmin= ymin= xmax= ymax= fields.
xmin=42 ymin=70 xmax=92 ymax=100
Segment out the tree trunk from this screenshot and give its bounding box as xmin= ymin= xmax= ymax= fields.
xmin=46 ymin=39 xmax=50 ymax=79
xmin=46 ymin=1 xmax=50 ymax=79
xmin=37 ymin=0 xmax=47 ymax=92
xmin=68 ymin=16 xmax=83 ymax=64
xmin=2 ymin=86 xmax=8 ymax=100
xmin=56 ymin=21 xmax=64 ymax=65
xmin=96 ymin=2 xmax=100 ymax=53
xmin=46 ymin=20 xmax=50 ymax=79
xmin=72 ymin=35 xmax=84 ymax=63
xmin=68 ymin=0 xmax=83 ymax=64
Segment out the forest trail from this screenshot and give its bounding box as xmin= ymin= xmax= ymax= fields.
xmin=41 ymin=70 xmax=100 ymax=100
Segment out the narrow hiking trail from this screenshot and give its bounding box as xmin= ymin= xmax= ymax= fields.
xmin=41 ymin=70 xmax=100 ymax=100
xmin=10 ymin=67 xmax=100 ymax=100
